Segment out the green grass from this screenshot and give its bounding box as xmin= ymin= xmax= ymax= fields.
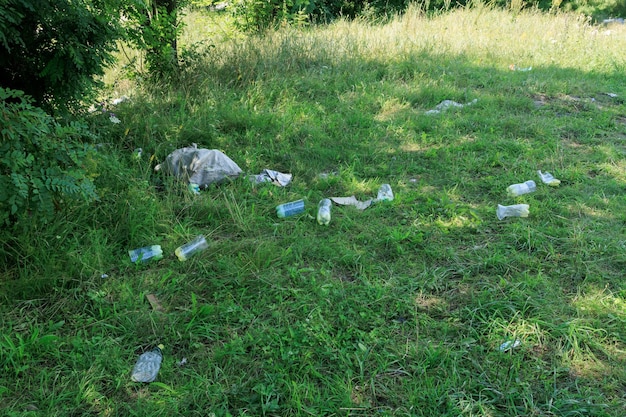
xmin=2 ymin=4 xmax=626 ymax=416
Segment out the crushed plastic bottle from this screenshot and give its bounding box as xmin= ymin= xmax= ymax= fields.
xmin=276 ymin=199 xmax=305 ymax=218
xmin=376 ymin=184 xmax=394 ymax=202
xmin=499 ymin=339 xmax=521 ymax=352
xmin=506 ymin=180 xmax=536 ymax=197
xmin=537 ymin=170 xmax=561 ymax=186
xmin=131 ymin=344 xmax=164 ymax=383
xmin=317 ymin=199 xmax=332 ymax=225
xmin=129 ymin=245 xmax=163 ymax=263
xmin=497 ymin=204 xmax=529 ymax=220
xmin=175 ymin=235 xmax=208 ymax=261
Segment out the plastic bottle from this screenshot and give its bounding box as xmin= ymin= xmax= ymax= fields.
xmin=497 ymin=204 xmax=530 ymax=220
xmin=537 ymin=170 xmax=561 ymax=186
xmin=131 ymin=344 xmax=164 ymax=383
xmin=317 ymin=199 xmax=332 ymax=225
xmin=175 ymin=235 xmax=208 ymax=261
xmin=276 ymin=199 xmax=305 ymax=218
xmin=128 ymin=245 xmax=163 ymax=263
xmin=377 ymin=184 xmax=394 ymax=201
xmin=506 ymin=180 xmax=536 ymax=197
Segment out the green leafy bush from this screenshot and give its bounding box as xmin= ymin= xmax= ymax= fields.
xmin=0 ymin=88 xmax=98 ymax=226
xmin=0 ymin=0 xmax=121 ymax=112
xmin=229 ymin=0 xmax=625 ymax=31
xmin=121 ymin=0 xmax=190 ymax=78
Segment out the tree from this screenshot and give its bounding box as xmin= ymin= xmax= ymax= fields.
xmin=0 ymin=0 xmax=122 ymax=111
xmin=122 ymin=0 xmax=188 ymax=77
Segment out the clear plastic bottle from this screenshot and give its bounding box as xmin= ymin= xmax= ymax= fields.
xmin=497 ymin=204 xmax=530 ymax=220
xmin=317 ymin=199 xmax=332 ymax=225
xmin=506 ymin=180 xmax=536 ymax=197
xmin=128 ymin=245 xmax=163 ymax=263
xmin=377 ymin=184 xmax=394 ymax=201
xmin=537 ymin=170 xmax=561 ymax=186
xmin=131 ymin=344 xmax=164 ymax=383
xmin=175 ymin=235 xmax=208 ymax=261
xmin=276 ymin=199 xmax=305 ymax=218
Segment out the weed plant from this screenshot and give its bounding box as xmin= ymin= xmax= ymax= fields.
xmin=1 ymin=4 xmax=625 ymax=416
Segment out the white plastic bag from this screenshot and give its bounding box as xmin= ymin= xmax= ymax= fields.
xmin=155 ymin=144 xmax=242 ymax=188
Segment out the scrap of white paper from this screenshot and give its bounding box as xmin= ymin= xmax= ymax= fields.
xmin=330 ymin=196 xmax=373 ymax=210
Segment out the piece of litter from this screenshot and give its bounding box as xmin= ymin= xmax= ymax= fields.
xmin=509 ymin=64 xmax=532 ymax=72
xmin=155 ymin=144 xmax=242 ymax=188
xmin=497 ymin=204 xmax=529 ymax=220
xmin=177 ymin=357 xmax=188 ymax=366
xmin=111 ymin=95 xmax=129 ymax=105
xmin=499 ymin=339 xmax=521 ymax=352
xmin=189 ymin=183 xmax=200 ymax=195
xmin=425 ymin=99 xmax=477 ymax=115
xmin=537 ymin=170 xmax=561 ymax=186
xmin=131 ymin=345 xmax=164 ymax=383
xmin=376 ymin=184 xmax=394 ymax=202
xmin=248 ymin=169 xmax=292 ymax=187
xmin=606 ymin=92 xmax=618 ymax=98
xmin=317 ymin=171 xmax=337 ymax=180
xmin=330 ymin=196 xmax=373 ymax=210
xmin=146 ymin=294 xmax=165 ymax=312
xmin=133 ymin=148 xmax=143 ymax=160
xmin=101 ymin=273 xmax=109 ymax=279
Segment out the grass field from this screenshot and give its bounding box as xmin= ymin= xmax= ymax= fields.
xmin=1 ymin=4 xmax=626 ymax=416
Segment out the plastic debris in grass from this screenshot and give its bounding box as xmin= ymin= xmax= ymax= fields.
xmin=129 ymin=245 xmax=163 ymax=263
xmin=330 ymin=196 xmax=373 ymax=210
xmin=248 ymin=169 xmax=293 ymax=186
xmin=377 ymin=184 xmax=394 ymax=201
xmin=111 ymin=95 xmax=129 ymax=105
xmin=507 ymin=180 xmax=536 ymax=197
xmin=155 ymin=143 xmax=242 ymax=189
xmin=276 ymin=199 xmax=306 ymax=218
xmin=499 ymin=339 xmax=521 ymax=352
xmin=132 ymin=148 xmax=143 ymax=160
xmin=425 ymin=99 xmax=477 ymax=115
xmin=131 ymin=345 xmax=164 ymax=383
xmin=175 ymin=235 xmax=208 ymax=261
xmin=497 ymin=204 xmax=529 ymax=220
xmin=509 ymin=64 xmax=532 ymax=71
xmin=537 ymin=170 xmax=561 ymax=186
xmin=330 ymin=184 xmax=394 ymax=211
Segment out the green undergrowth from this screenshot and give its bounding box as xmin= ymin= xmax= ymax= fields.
xmin=1 ymin=5 xmax=625 ymax=417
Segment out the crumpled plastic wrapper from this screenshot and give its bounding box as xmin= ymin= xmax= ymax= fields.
xmin=248 ymin=169 xmax=292 ymax=187
xmin=425 ymin=99 xmax=477 ymax=115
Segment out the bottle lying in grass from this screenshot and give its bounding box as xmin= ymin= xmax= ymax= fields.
xmin=276 ymin=199 xmax=305 ymax=218
xmin=131 ymin=344 xmax=164 ymax=383
xmin=175 ymin=235 xmax=208 ymax=261
xmin=128 ymin=245 xmax=163 ymax=263
xmin=317 ymin=198 xmax=331 ymax=225
xmin=537 ymin=170 xmax=561 ymax=186
xmin=497 ymin=204 xmax=529 ymax=220
xmin=506 ymin=180 xmax=536 ymax=197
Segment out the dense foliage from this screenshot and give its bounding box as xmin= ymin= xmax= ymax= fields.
xmin=0 ymin=0 xmax=121 ymax=111
xmin=228 ymin=0 xmax=626 ymax=30
xmin=0 ymin=88 xmax=98 ymax=226
xmin=120 ymin=0 xmax=190 ymax=77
